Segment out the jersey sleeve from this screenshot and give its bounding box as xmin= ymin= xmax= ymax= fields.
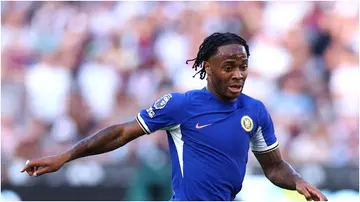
xmin=250 ymin=101 xmax=279 ymax=153
xmin=136 ymin=93 xmax=186 ymax=134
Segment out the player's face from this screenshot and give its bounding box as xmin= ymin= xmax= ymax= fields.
xmin=205 ymin=44 xmax=248 ymax=101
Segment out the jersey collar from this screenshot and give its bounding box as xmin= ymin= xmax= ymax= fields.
xmin=202 ymin=87 xmax=243 ymax=109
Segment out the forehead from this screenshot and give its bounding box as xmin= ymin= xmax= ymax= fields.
xmin=216 ymin=44 xmax=247 ymax=58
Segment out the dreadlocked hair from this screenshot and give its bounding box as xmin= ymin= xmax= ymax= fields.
xmin=186 ymin=32 xmax=250 ymax=80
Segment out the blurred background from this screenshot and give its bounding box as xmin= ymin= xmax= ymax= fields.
xmin=1 ymin=1 xmax=359 ymax=201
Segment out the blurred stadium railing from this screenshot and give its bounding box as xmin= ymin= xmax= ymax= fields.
xmin=1 ymin=1 xmax=359 ymax=201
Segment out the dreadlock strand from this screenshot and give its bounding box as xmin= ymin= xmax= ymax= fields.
xmin=186 ymin=32 xmax=250 ymax=80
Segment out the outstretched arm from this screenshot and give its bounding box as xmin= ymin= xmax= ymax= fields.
xmin=21 ymin=120 xmax=146 ymax=176
xmin=254 ymin=148 xmax=328 ymax=201
xmin=21 ymin=92 xmax=185 ymax=177
xmin=63 ymin=120 xmax=144 ymax=162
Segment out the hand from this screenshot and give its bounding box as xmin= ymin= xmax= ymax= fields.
xmin=20 ymin=155 xmax=68 ymax=177
xmin=296 ymin=179 xmax=328 ymax=201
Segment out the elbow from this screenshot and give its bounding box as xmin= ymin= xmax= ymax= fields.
xmin=115 ymin=124 xmax=134 ymax=147
xmin=117 ymin=138 xmax=127 ymax=147
xmin=100 ymin=124 xmax=127 ymax=148
xmin=106 ymin=120 xmax=146 ymax=149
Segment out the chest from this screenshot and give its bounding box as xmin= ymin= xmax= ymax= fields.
xmin=181 ymin=109 xmax=258 ymax=154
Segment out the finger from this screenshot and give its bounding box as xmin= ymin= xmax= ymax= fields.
xmin=21 ymin=160 xmax=43 ymax=173
xmin=29 ymin=167 xmax=42 ymax=177
xmin=311 ymin=194 xmax=320 ymax=201
xmin=21 ymin=160 xmax=38 ymax=172
xmin=299 ymin=188 xmax=312 ymax=201
xmin=26 ymin=170 xmax=34 ymax=176
xmin=25 ymin=160 xmax=34 ymax=175
xmin=307 ymin=189 xmax=319 ymax=201
xmin=309 ymin=191 xmax=321 ymax=201
xmin=33 ymin=167 xmax=50 ymax=177
xmin=20 ymin=160 xmax=31 ymax=172
xmin=26 ymin=166 xmax=39 ymax=176
xmin=308 ymin=187 xmax=327 ymax=201
xmin=26 ymin=167 xmax=34 ymax=176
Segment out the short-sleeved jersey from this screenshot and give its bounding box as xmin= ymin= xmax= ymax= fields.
xmin=136 ymin=88 xmax=279 ymax=201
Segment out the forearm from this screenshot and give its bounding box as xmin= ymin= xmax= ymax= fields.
xmin=61 ymin=124 xmax=125 ymax=163
xmin=266 ymin=160 xmax=303 ymax=190
xmin=255 ymin=148 xmax=304 ymax=190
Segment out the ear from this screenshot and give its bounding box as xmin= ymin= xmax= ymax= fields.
xmin=204 ymin=61 xmax=211 ymax=76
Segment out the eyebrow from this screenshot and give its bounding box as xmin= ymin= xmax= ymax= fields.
xmin=216 ymin=52 xmax=248 ymax=58
xmin=222 ymin=58 xmax=248 ymax=64
xmin=222 ymin=60 xmax=237 ymax=64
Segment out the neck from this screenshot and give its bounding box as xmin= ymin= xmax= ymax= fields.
xmin=206 ymin=81 xmax=235 ymax=103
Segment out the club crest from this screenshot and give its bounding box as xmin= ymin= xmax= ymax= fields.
xmin=241 ymin=115 xmax=253 ymax=132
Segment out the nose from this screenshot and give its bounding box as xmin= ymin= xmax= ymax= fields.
xmin=232 ymin=69 xmax=243 ymax=79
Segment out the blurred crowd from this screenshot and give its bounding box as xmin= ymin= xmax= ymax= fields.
xmin=1 ymin=1 xmax=359 ymax=187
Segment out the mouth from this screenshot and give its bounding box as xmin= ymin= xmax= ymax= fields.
xmin=228 ymin=84 xmax=242 ymax=94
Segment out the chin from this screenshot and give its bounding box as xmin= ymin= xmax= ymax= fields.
xmin=225 ymin=91 xmax=241 ymax=101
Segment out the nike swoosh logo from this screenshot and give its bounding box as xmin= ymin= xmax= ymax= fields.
xmin=196 ymin=123 xmax=212 ymax=129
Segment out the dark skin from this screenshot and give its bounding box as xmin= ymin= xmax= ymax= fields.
xmin=205 ymin=44 xmax=327 ymax=201
xmin=21 ymin=43 xmax=327 ymax=201
xmin=20 ymin=120 xmax=146 ymax=176
xmin=204 ymin=44 xmax=248 ymax=102
xmin=254 ymin=149 xmax=328 ymax=201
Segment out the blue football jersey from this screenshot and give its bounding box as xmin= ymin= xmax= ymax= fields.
xmin=136 ymin=87 xmax=279 ymax=201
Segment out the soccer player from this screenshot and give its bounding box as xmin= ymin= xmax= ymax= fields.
xmin=21 ymin=32 xmax=327 ymax=201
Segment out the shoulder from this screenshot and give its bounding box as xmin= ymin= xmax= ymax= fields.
xmin=183 ymin=88 xmax=208 ymax=100
xmin=153 ymin=89 xmax=204 ymax=109
xmin=165 ymin=88 xmax=208 ymax=103
xmin=153 ymin=92 xmax=186 ymax=110
xmin=154 ymin=88 xmax=210 ymax=113
xmin=239 ymin=93 xmax=266 ymax=110
xmin=238 ymin=93 xmax=270 ymax=123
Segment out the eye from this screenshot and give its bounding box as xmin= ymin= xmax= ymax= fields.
xmin=224 ymin=66 xmax=232 ymax=71
xmin=241 ymin=65 xmax=248 ymax=70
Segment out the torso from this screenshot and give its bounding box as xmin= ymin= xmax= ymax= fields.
xmin=167 ymin=88 xmax=260 ymax=201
